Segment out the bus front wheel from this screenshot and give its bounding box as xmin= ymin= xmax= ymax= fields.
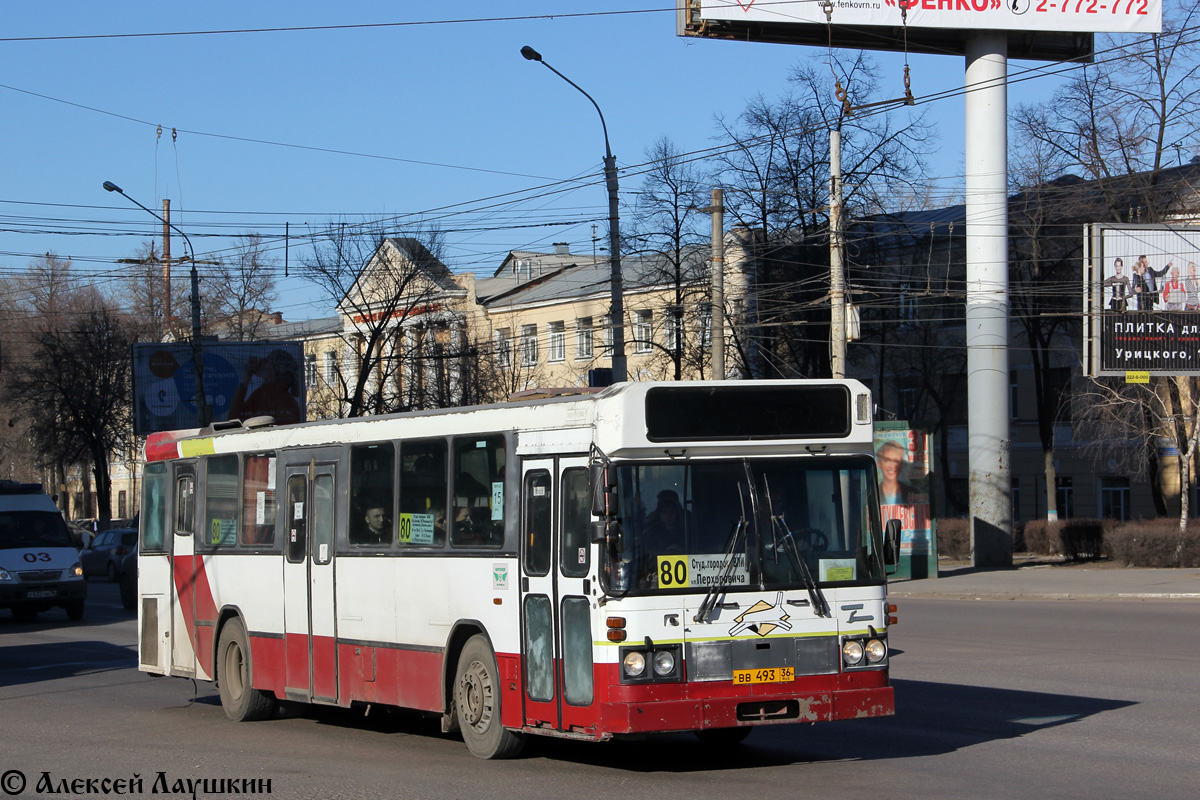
xmin=454 ymin=635 xmax=525 ymax=759
xmin=217 ymin=618 xmax=277 ymax=722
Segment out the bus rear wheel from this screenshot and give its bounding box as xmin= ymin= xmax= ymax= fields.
xmin=217 ymin=618 xmax=277 ymax=722
xmin=454 ymin=635 xmax=524 ymax=759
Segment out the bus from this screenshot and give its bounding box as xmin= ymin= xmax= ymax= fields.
xmin=136 ymin=379 xmax=899 ymax=758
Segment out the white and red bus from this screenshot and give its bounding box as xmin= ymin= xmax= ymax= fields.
xmin=136 ymin=379 xmax=899 ymax=758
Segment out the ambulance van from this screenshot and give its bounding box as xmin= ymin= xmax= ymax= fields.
xmin=0 ymin=480 xmax=86 ymax=621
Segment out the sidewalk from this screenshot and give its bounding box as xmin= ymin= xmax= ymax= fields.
xmin=889 ymin=560 xmax=1200 ymax=601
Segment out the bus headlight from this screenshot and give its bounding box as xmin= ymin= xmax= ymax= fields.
xmin=653 ymin=650 xmax=676 ymax=676
xmin=842 ymin=639 xmax=864 ymax=666
xmin=623 ymin=651 xmax=647 ymax=678
xmin=865 ymin=638 xmax=887 ymax=664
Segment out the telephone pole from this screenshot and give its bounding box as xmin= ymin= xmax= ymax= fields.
xmin=706 ymin=188 xmax=725 ymax=380
xmin=830 ymin=129 xmax=846 ymax=379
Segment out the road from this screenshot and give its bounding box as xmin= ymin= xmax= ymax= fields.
xmin=2 ymin=581 xmax=1198 ymax=799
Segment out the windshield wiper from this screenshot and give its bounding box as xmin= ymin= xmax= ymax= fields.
xmin=694 ymin=486 xmax=749 ymax=623
xmin=763 ymin=477 xmax=830 ymax=618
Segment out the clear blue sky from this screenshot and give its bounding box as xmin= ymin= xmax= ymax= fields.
xmin=0 ymin=1 xmax=1069 ymax=322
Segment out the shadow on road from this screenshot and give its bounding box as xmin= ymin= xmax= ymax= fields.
xmin=249 ymin=676 xmax=1134 ymax=769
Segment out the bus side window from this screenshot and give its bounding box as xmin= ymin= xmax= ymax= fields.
xmin=452 ymin=434 xmax=505 ymax=548
xmin=175 ymin=475 xmax=194 ymax=535
xmin=399 ymin=440 xmax=447 ymax=547
xmin=142 ymin=462 xmax=168 ymax=551
xmin=286 ymin=474 xmax=307 ymax=563
xmin=240 ymin=453 xmax=276 ymax=546
xmin=204 ymin=455 xmax=239 ymax=547
xmin=560 ymin=468 xmax=590 ymax=577
xmin=524 ymin=469 xmax=552 ymax=576
xmin=349 ymin=443 xmax=394 ymax=547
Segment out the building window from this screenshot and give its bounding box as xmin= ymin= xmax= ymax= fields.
xmin=305 ymin=353 xmax=318 ymax=387
xmin=521 ymin=324 xmax=539 ymax=366
xmin=665 ymin=307 xmax=682 ymax=353
xmin=322 ymin=350 xmax=337 ymax=385
xmin=634 ymin=310 xmax=652 ymax=354
xmin=604 ymin=314 xmax=614 ymax=350
xmin=1056 ymin=476 xmax=1074 ymax=520
xmin=1048 ymin=366 xmax=1072 ymax=421
xmin=698 ymin=303 xmax=712 ymax=349
xmin=548 ymin=321 xmax=565 ymax=362
xmin=496 ymin=328 xmax=512 ymax=368
xmin=899 ymin=283 xmax=917 ymax=322
xmin=1099 ymin=476 xmax=1130 ymax=521
xmin=575 ymin=317 xmax=593 ymax=359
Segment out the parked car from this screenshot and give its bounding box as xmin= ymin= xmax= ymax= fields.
xmin=80 ymin=528 xmax=137 ymax=580
xmin=116 ymin=543 xmax=137 ymax=610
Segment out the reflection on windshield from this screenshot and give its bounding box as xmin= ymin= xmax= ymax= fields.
xmin=603 ymin=458 xmax=883 ymax=594
xmin=0 ymin=511 xmax=74 ymax=549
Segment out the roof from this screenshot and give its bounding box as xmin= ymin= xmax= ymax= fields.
xmin=479 ymin=246 xmax=710 ymax=310
xmin=264 ymin=316 xmax=342 ymax=340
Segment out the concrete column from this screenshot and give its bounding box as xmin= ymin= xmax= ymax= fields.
xmin=965 ymin=33 xmax=1013 ymax=568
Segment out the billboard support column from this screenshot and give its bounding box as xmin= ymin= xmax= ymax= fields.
xmin=964 ymin=33 xmax=1012 ymax=567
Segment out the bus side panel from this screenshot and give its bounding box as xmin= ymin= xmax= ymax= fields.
xmin=249 ymin=635 xmax=287 ymax=697
xmin=204 ymin=554 xmax=285 ymax=686
xmin=331 ymin=556 xmax=519 ymax=715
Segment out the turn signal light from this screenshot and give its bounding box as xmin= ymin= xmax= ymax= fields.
xmin=606 ymin=617 xmax=626 ymax=629
xmin=887 ymin=604 xmax=898 ymax=625
xmin=607 ymin=629 xmax=627 ymax=642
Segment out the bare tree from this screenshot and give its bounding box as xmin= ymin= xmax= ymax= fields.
xmin=300 ymin=218 xmax=475 ymax=417
xmin=713 ymin=51 xmax=932 ymax=379
xmin=627 ymin=137 xmax=715 ymax=380
xmin=4 ymin=291 xmax=135 ymax=522
xmin=208 ymin=234 xmax=280 ymax=341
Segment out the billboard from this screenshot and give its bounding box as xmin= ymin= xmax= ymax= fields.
xmin=874 ymin=422 xmax=937 ymax=579
xmin=1084 ymin=224 xmax=1200 ymax=378
xmin=132 ymin=341 xmax=306 ymax=435
xmin=697 ymin=0 xmax=1161 ymax=34
xmin=681 ymin=0 xmax=1161 ymax=59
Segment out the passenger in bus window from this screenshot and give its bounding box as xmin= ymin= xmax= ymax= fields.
xmin=356 ymin=502 xmax=392 ymax=546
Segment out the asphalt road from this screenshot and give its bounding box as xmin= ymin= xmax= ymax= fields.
xmin=1 ymin=580 xmax=1198 ymax=799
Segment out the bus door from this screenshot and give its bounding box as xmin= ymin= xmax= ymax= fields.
xmin=169 ymin=462 xmax=197 ymax=676
xmin=520 ymin=456 xmax=598 ymax=734
xmin=282 ymin=456 xmax=339 ymax=703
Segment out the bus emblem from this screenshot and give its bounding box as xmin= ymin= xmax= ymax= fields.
xmin=728 ymin=592 xmax=792 ymax=637
xmin=493 ymin=564 xmax=509 ymax=590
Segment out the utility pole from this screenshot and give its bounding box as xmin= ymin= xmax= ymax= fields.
xmin=706 ymin=188 xmax=725 ymax=380
xmin=162 ymin=199 xmax=172 ymax=332
xmin=830 ymin=129 xmax=846 ymax=379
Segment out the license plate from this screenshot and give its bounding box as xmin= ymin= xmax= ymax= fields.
xmin=732 ymin=667 xmax=794 ymax=685
xmin=26 ymin=590 xmax=57 ymax=599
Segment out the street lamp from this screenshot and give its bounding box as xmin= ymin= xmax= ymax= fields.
xmin=520 ymin=45 xmax=626 ymax=383
xmin=103 ymin=181 xmax=210 ymax=426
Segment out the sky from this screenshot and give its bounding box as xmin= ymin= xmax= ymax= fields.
xmin=0 ymin=1 xmax=1080 ymax=323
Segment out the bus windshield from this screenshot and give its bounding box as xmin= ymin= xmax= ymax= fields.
xmin=604 ymin=457 xmax=884 ymax=594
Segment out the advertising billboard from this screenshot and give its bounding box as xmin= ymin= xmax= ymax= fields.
xmin=697 ymin=0 xmax=1161 ymax=34
xmin=1084 ymin=224 xmax=1200 ymax=378
xmin=680 ymin=0 xmax=1162 ymax=59
xmin=132 ymin=341 xmax=306 ymax=435
xmin=874 ymin=421 xmax=938 ymax=579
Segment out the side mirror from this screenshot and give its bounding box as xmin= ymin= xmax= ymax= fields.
xmin=590 ymin=463 xmax=618 ymax=517
xmin=883 ymin=518 xmax=901 ymax=568
xmin=590 ymin=520 xmax=608 ymax=544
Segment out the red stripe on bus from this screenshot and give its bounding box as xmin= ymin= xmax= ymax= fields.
xmin=171 ymin=554 xmax=219 ymax=673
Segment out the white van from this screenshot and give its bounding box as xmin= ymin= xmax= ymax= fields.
xmin=0 ymin=480 xmax=87 ymax=621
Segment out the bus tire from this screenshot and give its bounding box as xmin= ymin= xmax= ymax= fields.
xmin=454 ymin=635 xmax=524 ymax=759
xmin=217 ymin=618 xmax=277 ymax=722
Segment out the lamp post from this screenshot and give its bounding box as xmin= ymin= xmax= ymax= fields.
xmin=103 ymin=181 xmax=210 ymax=426
xmin=520 ymin=45 xmax=626 ymax=383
